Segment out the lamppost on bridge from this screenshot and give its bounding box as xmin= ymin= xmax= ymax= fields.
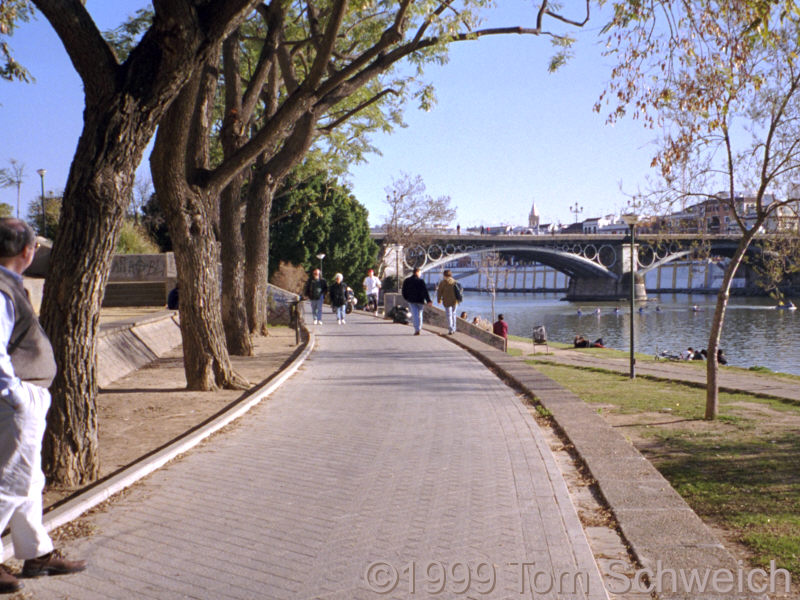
xmin=316 ymin=253 xmax=325 ymax=277
xmin=570 ymin=202 xmax=583 ymax=223
xmin=36 ymin=168 xmax=46 ymax=238
xmin=621 ymin=210 xmax=639 ymax=379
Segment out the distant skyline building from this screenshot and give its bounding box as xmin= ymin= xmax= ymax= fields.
xmin=528 ymin=201 xmax=540 ymax=230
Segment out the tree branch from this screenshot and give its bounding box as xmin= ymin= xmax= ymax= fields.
xmin=32 ymin=0 xmax=118 ymax=94
xmin=305 ymin=0 xmax=347 ymax=88
xmin=317 ymin=88 xmax=400 ymax=131
xmin=196 ymin=0 xmax=263 ymax=43
xmin=542 ymin=0 xmax=591 ymax=28
xmin=242 ymin=2 xmax=282 ymax=119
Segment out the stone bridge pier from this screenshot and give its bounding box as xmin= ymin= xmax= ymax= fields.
xmin=565 ymin=242 xmax=647 ymax=301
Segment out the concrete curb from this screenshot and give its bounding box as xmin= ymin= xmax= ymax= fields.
xmin=428 ymin=325 xmax=759 ymax=600
xmin=2 ymin=330 xmax=316 ymax=562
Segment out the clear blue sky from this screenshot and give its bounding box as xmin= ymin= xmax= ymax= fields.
xmin=0 ymin=1 xmax=658 ymax=228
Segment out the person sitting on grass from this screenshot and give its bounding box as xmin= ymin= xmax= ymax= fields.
xmin=574 ymin=335 xmax=604 ymax=348
xmin=717 ymin=348 xmax=728 ymax=365
xmin=573 ymin=335 xmax=590 ymax=348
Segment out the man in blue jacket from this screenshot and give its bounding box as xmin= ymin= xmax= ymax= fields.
xmin=303 ymin=268 xmax=328 ymax=325
xmin=401 ymin=267 xmax=432 ymax=335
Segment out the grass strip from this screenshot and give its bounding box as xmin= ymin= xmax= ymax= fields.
xmin=529 ymin=362 xmax=800 ymax=575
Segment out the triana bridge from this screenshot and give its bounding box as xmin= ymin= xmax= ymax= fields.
xmin=371 ymin=232 xmax=762 ymax=301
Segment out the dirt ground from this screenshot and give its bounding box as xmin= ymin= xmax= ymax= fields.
xmin=42 ymin=328 xmax=300 ymax=508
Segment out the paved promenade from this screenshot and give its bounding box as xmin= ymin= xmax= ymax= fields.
xmin=26 ymin=312 xmax=607 ymax=599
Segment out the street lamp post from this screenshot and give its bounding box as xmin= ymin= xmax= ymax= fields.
xmin=316 ymin=252 xmax=325 ymax=277
xmin=569 ymin=202 xmax=583 ymax=223
xmin=36 ymin=168 xmax=46 ymax=238
xmin=395 ymin=247 xmax=400 ymax=292
xmin=621 ymin=212 xmax=639 ymax=379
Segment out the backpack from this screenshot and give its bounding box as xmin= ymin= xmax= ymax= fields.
xmin=454 ymin=281 xmax=464 ymax=303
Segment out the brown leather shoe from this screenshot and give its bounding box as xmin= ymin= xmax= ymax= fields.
xmin=0 ymin=565 xmax=22 ymax=593
xmin=22 ymin=549 xmax=87 ymax=578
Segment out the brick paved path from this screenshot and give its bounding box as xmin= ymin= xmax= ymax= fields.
xmin=29 ymin=312 xmax=607 ymax=599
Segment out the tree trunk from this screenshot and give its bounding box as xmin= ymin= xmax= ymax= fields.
xmin=40 ymin=182 xmax=124 ymax=486
xmin=33 ymin=0 xmax=260 ymax=486
xmin=151 ymin=77 xmax=248 ymax=391
xmin=40 ymin=102 xmax=157 ymax=486
xmin=156 ymin=179 xmax=249 ymax=391
xmin=705 ymin=229 xmax=759 ymax=419
xmin=243 ymin=115 xmax=317 ymax=334
xmin=220 ymin=178 xmax=253 ymax=355
xmin=244 ymin=171 xmax=273 ymax=336
xmin=218 ymin=32 xmax=253 ymax=354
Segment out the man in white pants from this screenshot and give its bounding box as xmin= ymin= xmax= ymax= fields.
xmin=362 ymin=268 xmax=381 ymax=312
xmin=0 ymin=219 xmax=86 ymax=593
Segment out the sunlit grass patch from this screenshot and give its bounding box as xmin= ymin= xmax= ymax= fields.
xmin=527 ymin=362 xmax=800 ymax=574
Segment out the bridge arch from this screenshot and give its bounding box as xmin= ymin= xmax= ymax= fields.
xmin=413 ymin=245 xmax=619 ymax=281
xmin=637 ymin=240 xmax=765 ymax=275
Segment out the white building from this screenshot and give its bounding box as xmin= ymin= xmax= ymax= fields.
xmin=582 ymin=215 xmax=614 ymax=234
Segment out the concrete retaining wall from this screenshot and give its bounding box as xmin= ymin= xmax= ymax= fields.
xmin=97 ymin=314 xmax=182 ymax=387
xmin=267 ymin=284 xmax=301 ymax=326
xmin=103 ymin=281 xmax=170 ymax=307
xmin=384 ymin=293 xmax=507 ymax=351
xmin=26 ymin=280 xmax=298 ymax=387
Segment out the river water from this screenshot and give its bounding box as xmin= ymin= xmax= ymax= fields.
xmin=456 ymin=292 xmax=800 ymax=375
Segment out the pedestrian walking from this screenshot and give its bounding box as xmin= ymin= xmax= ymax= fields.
xmin=401 ymin=267 xmax=432 ymax=335
xmin=436 ymin=269 xmax=460 ymax=334
xmin=0 ymin=218 xmax=86 ymax=593
xmin=304 ymin=268 xmax=328 ymax=325
xmin=362 ymin=268 xmax=381 ymax=312
xmin=329 ymin=273 xmax=349 ymax=324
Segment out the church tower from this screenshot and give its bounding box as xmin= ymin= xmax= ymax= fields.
xmin=528 ymin=201 xmax=540 ymax=230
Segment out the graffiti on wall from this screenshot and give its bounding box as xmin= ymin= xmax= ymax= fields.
xmin=108 ymin=254 xmax=176 ymax=281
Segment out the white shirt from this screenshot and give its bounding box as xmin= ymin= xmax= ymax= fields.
xmin=363 ymin=275 xmax=381 ymax=296
xmin=0 ymin=265 xmax=22 ymax=397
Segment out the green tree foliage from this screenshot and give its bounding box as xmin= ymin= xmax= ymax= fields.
xmin=115 ymin=219 xmax=159 ymax=254
xmin=0 ymin=0 xmax=34 ymax=82
xmin=26 ymin=193 xmax=60 ymax=239
xmin=0 ymin=202 xmax=12 ymax=217
xmin=270 ymin=175 xmax=377 ymax=302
